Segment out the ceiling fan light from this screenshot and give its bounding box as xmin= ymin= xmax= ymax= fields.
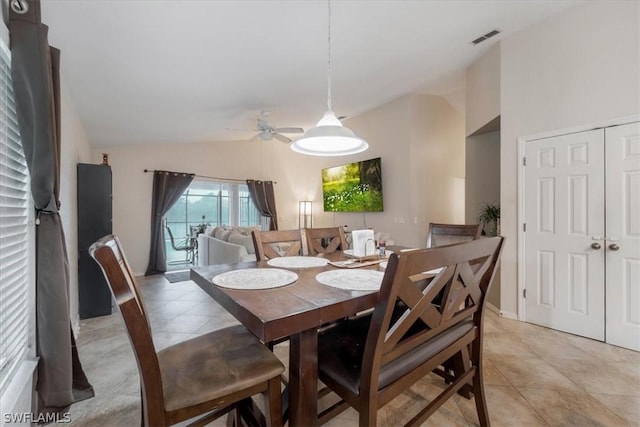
xmin=259 ymin=131 xmax=271 ymax=140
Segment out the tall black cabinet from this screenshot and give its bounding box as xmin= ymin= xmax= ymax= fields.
xmin=77 ymin=163 xmax=113 ymax=319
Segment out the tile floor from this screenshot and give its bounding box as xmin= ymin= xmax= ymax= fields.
xmin=68 ymin=274 xmax=640 ymax=426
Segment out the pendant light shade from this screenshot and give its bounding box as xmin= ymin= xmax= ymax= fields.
xmin=290 ymin=1 xmax=369 ymax=156
xmin=290 ymin=110 xmax=368 ymax=156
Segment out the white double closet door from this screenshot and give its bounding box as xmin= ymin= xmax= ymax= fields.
xmin=524 ymin=122 xmax=640 ymax=351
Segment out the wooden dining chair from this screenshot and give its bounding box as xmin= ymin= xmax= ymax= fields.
xmin=316 ymin=237 xmax=504 ymax=427
xmin=426 ymin=223 xmax=482 ymax=248
xmin=304 ymin=227 xmax=348 ymax=255
xmin=251 ymin=229 xmax=305 ymax=261
xmin=89 ymin=235 xmax=284 ymax=427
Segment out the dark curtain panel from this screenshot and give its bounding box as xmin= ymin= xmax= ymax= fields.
xmin=246 ymin=179 xmax=278 ymax=230
xmin=9 ymin=0 xmax=94 ymax=416
xmin=145 ymin=170 xmax=194 ymax=275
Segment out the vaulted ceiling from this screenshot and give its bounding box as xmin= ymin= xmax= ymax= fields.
xmin=39 ymin=0 xmax=581 ymax=146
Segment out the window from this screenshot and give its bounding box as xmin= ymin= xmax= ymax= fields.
xmin=165 ymin=180 xmax=262 ymax=262
xmin=0 ymin=34 xmax=34 ymax=396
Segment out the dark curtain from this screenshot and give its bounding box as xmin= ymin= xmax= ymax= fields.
xmin=145 ymin=170 xmax=194 ymax=275
xmin=246 ymin=179 xmax=278 ymax=230
xmin=9 ymin=0 xmax=94 ymax=417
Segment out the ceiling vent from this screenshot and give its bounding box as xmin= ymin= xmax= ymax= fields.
xmin=471 ymin=29 xmax=501 ymax=45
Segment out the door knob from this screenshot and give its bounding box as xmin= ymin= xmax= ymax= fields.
xmin=608 ymin=243 xmax=620 ymax=251
xmin=591 ymin=242 xmax=602 ymax=250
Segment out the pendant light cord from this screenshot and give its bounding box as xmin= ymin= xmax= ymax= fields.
xmin=327 ymin=0 xmax=332 ymax=112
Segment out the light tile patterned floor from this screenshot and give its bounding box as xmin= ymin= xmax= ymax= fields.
xmin=68 ymin=275 xmax=640 ymax=426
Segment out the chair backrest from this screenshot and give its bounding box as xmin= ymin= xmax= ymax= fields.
xmin=252 ymin=229 xmax=305 ymax=261
xmin=305 ymin=227 xmax=348 ymax=255
xmin=89 ymin=235 xmax=165 ymax=415
xmin=360 ymin=237 xmax=504 ymax=398
xmin=426 ymin=223 xmax=481 ymax=248
xmin=165 ymin=223 xmax=193 ymax=251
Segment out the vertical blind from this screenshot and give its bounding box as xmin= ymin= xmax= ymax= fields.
xmin=0 ymin=36 xmax=32 ymax=396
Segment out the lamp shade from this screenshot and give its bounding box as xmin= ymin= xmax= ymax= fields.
xmin=291 ymin=110 xmax=368 ymax=156
xmin=298 ymin=201 xmax=313 ymax=228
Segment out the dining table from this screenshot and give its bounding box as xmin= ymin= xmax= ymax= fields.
xmin=190 ymin=250 xmax=394 ymax=427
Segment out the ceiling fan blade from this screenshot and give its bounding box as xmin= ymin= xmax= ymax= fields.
xmin=273 ymin=127 xmax=304 ymax=134
xmin=273 ymin=133 xmax=291 ymax=143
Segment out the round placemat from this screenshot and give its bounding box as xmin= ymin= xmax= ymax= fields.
xmin=212 ymin=268 xmax=298 ymax=290
xmin=315 ymin=270 xmax=384 ymax=291
xmin=267 ymin=256 xmax=329 ymax=269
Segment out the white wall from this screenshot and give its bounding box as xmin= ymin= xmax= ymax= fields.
xmin=409 ymin=94 xmax=466 ymax=227
xmin=466 ymin=44 xmax=500 ymax=137
xmin=94 ymin=92 xmax=465 ymax=275
xmin=59 ymin=74 xmax=92 ymax=330
xmin=465 ymin=131 xmax=500 ymax=225
xmin=499 ymin=0 xmax=640 ymax=317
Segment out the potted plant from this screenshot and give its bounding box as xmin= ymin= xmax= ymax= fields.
xmin=478 ymin=203 xmax=500 ymax=236
xmin=193 ymin=215 xmax=210 ymax=236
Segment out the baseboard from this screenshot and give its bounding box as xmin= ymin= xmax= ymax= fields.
xmin=499 ymin=310 xmax=518 ymax=320
xmin=486 ymin=302 xmax=518 ymax=320
xmin=486 ymin=302 xmax=500 ymax=315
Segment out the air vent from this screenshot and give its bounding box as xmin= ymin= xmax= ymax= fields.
xmin=471 ymin=29 xmax=501 ymax=45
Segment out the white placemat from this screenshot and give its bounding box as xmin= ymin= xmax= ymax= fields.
xmin=267 ymin=256 xmax=329 ymax=269
xmin=379 ymin=261 xmax=388 ymax=270
xmin=212 ymin=268 xmax=298 ymax=290
xmin=315 ymin=270 xmax=384 ymax=291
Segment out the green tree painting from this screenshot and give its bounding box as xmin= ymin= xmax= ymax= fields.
xmin=322 ymin=158 xmax=383 ymax=212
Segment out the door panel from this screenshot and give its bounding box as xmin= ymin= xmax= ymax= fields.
xmin=524 ymin=129 xmax=605 ymax=340
xmin=605 ymin=122 xmax=640 ymax=351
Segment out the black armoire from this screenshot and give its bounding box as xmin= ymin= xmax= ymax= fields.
xmin=77 ymin=163 xmax=112 ymax=318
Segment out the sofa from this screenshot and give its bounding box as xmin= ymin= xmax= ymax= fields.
xmin=196 ymin=226 xmax=259 ymax=266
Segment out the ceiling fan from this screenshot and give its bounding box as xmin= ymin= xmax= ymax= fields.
xmin=244 ymin=111 xmax=304 ymax=143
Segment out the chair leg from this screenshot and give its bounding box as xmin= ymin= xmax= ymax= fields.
xmin=472 ymin=365 xmax=490 ymax=427
xmin=447 ymin=350 xmax=473 ymax=399
xmin=140 ymin=389 xmax=145 ymax=427
xmin=359 ymin=401 xmax=377 ymax=427
xmin=264 ymin=376 xmax=282 ymax=427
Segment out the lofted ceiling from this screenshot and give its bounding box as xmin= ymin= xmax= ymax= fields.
xmin=38 ymin=0 xmax=582 ymax=147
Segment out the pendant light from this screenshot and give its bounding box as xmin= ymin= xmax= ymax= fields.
xmin=290 ymin=0 xmax=368 ymax=156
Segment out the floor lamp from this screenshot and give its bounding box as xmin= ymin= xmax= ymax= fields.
xmin=299 ymin=201 xmax=312 ymax=229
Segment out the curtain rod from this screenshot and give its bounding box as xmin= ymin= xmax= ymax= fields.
xmin=143 ymin=169 xmax=276 ymax=184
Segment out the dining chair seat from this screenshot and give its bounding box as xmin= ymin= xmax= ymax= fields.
xmin=319 ymin=315 xmax=473 ymax=395
xmin=159 ymin=325 xmax=285 ymax=412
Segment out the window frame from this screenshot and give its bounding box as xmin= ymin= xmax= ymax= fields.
xmin=0 ymin=21 xmax=37 ymax=403
xmin=164 ymin=180 xmax=263 ymax=260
